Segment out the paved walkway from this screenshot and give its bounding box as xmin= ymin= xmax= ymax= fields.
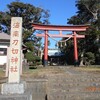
xmin=0 ymin=66 xmax=100 ymax=100
xmin=47 ymin=66 xmax=100 ymax=100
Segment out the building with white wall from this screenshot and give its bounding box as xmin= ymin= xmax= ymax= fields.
xmin=0 ymin=32 xmax=10 ymax=65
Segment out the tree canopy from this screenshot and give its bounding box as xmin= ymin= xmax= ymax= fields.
xmin=0 ymin=1 xmax=50 ymax=65
xmin=0 ymin=1 xmax=49 ymax=33
xmin=63 ymin=0 xmax=100 ymax=65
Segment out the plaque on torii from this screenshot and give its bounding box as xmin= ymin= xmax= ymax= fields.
xmin=32 ymin=23 xmax=89 ymax=66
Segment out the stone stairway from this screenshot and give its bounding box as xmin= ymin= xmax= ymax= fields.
xmin=47 ymin=67 xmax=100 ymax=100
xmin=0 ymin=66 xmax=100 ymax=100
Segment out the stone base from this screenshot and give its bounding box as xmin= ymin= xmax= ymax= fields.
xmin=1 ymin=82 xmax=26 ymax=94
xmin=0 ymin=94 xmax=32 ymax=100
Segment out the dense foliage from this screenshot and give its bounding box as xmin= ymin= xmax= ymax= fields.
xmin=0 ymin=1 xmax=50 ymax=66
xmin=62 ymin=0 xmax=100 ymax=65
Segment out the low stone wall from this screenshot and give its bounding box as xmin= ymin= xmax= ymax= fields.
xmin=25 ymin=78 xmax=48 ymax=100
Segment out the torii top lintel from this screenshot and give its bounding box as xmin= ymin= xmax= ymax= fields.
xmin=32 ymin=23 xmax=89 ymax=31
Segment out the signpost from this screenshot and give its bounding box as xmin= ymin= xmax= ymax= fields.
xmin=8 ymin=17 xmax=22 ymax=83
xmin=1 ymin=17 xmax=26 ymax=95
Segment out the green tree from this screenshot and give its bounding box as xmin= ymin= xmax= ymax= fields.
xmin=25 ymin=52 xmax=41 ymax=67
xmin=84 ymin=52 xmax=95 ymax=66
xmin=0 ymin=1 xmax=49 ymax=34
xmin=66 ymin=0 xmax=100 ymax=65
xmin=0 ymin=1 xmax=50 ymax=65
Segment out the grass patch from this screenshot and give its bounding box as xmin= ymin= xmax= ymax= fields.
xmin=77 ymin=65 xmax=100 ymax=72
xmin=22 ymin=66 xmax=64 ymax=78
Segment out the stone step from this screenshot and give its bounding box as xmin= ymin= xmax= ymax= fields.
xmin=0 ymin=94 xmax=32 ymax=100
xmin=48 ymin=92 xmax=100 ymax=100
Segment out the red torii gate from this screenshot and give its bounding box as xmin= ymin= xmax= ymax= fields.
xmin=32 ymin=23 xmax=88 ymax=66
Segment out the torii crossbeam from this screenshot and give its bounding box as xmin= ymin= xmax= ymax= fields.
xmin=32 ymin=23 xmax=89 ymax=66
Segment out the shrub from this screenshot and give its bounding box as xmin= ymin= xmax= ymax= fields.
xmin=25 ymin=52 xmax=42 ymax=66
xmin=84 ymin=52 xmax=95 ymax=66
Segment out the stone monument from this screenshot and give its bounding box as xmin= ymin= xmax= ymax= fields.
xmin=0 ymin=17 xmax=32 ymax=100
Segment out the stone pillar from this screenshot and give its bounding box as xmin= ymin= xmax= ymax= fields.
xmin=1 ymin=17 xmax=26 ymax=95
xmin=8 ymin=17 xmax=22 ymax=83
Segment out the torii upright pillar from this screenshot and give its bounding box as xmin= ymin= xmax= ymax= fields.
xmin=44 ymin=30 xmax=48 ymax=67
xmin=73 ymin=31 xmax=78 ymax=66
